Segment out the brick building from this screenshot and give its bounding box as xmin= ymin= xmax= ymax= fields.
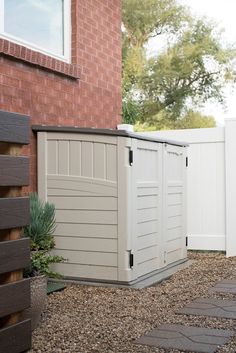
xmin=0 ymin=0 xmax=122 ymax=190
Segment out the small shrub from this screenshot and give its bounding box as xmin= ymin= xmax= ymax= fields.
xmin=24 ymin=193 xmax=56 ymax=251
xmin=24 ymin=250 xmax=65 ymax=278
xmin=24 ymin=193 xmax=65 ymax=278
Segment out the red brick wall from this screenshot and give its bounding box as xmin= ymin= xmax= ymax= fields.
xmin=0 ymin=0 xmax=122 ymax=191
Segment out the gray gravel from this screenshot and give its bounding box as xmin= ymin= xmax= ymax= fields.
xmin=30 ymin=252 xmax=236 ymax=353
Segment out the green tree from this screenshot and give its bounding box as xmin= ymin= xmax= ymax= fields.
xmin=174 ymin=111 xmax=216 ymax=129
xmin=135 ymin=110 xmax=216 ymax=131
xmin=122 ymin=0 xmax=189 ymax=113
xmin=140 ymin=19 xmax=235 ymax=124
xmin=122 ymin=97 xmax=142 ymax=125
xmin=122 ymin=0 xmax=236 ymax=129
xmin=122 ymin=0 xmax=188 ymax=48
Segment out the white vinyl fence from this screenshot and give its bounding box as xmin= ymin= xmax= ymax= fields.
xmin=142 ymin=119 xmax=236 ymax=257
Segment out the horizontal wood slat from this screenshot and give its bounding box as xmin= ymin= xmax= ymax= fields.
xmin=0 ymin=110 xmax=31 ymax=352
xmin=0 ymin=155 xmax=29 ymax=186
xmin=0 ymin=238 xmax=30 ymax=274
xmin=0 ymin=110 xmax=29 ymax=144
xmin=0 ymin=279 xmax=30 ymax=318
xmin=0 ymin=319 xmax=31 ymax=353
xmin=0 ymin=197 xmax=29 ymax=230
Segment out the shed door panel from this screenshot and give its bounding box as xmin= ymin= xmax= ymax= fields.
xmin=39 ymin=133 xmax=119 ymax=281
xmin=133 ymin=140 xmax=162 ymax=278
xmin=163 ymin=144 xmax=187 ymax=266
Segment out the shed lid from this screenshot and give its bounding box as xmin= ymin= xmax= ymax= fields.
xmin=32 ymin=125 xmax=189 ymax=147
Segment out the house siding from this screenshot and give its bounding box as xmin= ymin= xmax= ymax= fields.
xmin=0 ymin=0 xmax=122 ymax=191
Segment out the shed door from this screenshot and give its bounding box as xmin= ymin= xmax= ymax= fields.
xmin=162 ymin=144 xmax=187 ymax=266
xmin=38 ymin=132 xmax=119 ymax=282
xmin=132 ymin=139 xmax=163 ymax=278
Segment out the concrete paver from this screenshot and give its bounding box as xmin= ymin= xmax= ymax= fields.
xmin=135 ymin=324 xmax=233 ymax=353
xmin=177 ymin=298 xmax=236 ymax=319
xmin=210 ymin=280 xmax=236 ymax=294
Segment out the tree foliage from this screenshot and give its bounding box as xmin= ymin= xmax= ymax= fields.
xmin=140 ymin=20 xmax=235 ymax=122
xmin=122 ymin=0 xmax=188 ymax=95
xmin=122 ymin=98 xmax=142 ymax=125
xmin=135 ymin=110 xmax=216 ymax=131
xmin=176 ymin=111 xmax=216 ymax=129
xmin=122 ymin=0 xmax=236 ymax=129
xmin=122 ymin=0 xmax=188 ymax=48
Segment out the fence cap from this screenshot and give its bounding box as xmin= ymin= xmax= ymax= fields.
xmin=32 ymin=125 xmax=189 ymax=147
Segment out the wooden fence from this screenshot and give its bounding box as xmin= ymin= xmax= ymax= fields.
xmin=0 ymin=110 xmax=31 ymax=352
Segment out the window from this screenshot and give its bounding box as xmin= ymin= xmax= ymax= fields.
xmin=0 ymin=0 xmax=71 ymax=62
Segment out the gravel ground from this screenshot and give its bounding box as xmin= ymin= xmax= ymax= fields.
xmin=30 ymin=252 xmax=236 ymax=353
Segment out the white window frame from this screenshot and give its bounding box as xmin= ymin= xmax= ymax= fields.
xmin=0 ymin=0 xmax=71 ymax=63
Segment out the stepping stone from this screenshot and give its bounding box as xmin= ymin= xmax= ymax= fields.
xmin=47 ymin=281 xmax=66 ymax=295
xmin=210 ymin=280 xmax=236 ymax=294
xmin=177 ymin=298 xmax=236 ymax=319
xmin=135 ymin=324 xmax=233 ymax=353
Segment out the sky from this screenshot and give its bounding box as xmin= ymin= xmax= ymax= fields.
xmin=148 ymin=0 xmax=236 ymax=126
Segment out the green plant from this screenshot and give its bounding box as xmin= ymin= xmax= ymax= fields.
xmin=24 ymin=251 xmax=64 ymax=278
xmin=24 ymin=193 xmax=65 ymax=278
xmin=24 ymin=193 xmax=56 ymax=251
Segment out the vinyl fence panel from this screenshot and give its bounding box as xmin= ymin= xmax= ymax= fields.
xmin=143 ymin=120 xmax=236 ymax=256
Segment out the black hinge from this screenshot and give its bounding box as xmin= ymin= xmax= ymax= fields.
xmin=186 ymin=156 xmax=188 ymax=167
xmin=129 ymin=252 xmax=134 ymax=268
xmin=186 ymin=236 xmax=188 ymax=247
xmin=129 ymin=149 xmax=133 ymax=166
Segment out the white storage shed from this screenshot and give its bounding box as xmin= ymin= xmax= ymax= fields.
xmin=33 ymin=126 xmax=188 ymax=287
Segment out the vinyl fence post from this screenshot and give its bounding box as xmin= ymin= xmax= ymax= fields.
xmin=225 ymin=118 xmax=236 ymax=257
